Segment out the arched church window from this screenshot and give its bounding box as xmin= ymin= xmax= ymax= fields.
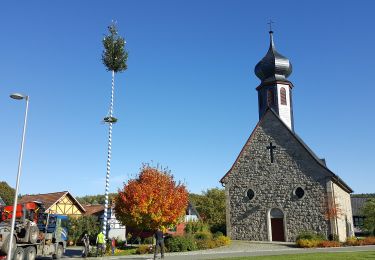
xmin=247 ymin=189 xmax=255 ymax=201
xmin=267 ymin=89 xmax=274 ymax=106
xmin=294 ymin=187 xmax=305 ymax=199
xmin=280 ymin=87 xmax=287 ymax=105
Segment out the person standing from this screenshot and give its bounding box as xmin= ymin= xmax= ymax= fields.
xmin=111 ymin=237 xmax=116 ymax=255
xmin=153 ymin=228 xmax=165 ymax=260
xmin=81 ymin=233 xmax=90 ymax=258
xmin=96 ymin=231 xmax=105 ymax=257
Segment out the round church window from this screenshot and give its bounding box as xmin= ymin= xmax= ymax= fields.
xmin=247 ymin=189 xmax=255 ymax=201
xmin=295 ymin=187 xmax=305 ymax=199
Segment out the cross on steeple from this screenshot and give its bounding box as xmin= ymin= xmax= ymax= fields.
xmin=267 ymin=19 xmax=274 ymax=32
xmin=266 ymin=142 xmax=276 ymax=163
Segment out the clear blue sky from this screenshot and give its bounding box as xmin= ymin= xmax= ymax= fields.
xmin=0 ymin=1 xmax=374 ymax=196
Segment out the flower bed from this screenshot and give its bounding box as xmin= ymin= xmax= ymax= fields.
xmin=296 ymin=235 xmax=375 ymax=248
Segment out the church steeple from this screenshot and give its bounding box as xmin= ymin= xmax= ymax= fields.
xmin=255 ymin=31 xmax=294 ymax=130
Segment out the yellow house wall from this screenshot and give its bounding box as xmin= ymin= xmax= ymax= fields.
xmin=47 ymin=194 xmax=83 ymax=216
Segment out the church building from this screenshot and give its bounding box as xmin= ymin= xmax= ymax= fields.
xmin=220 ymin=31 xmax=354 ymax=242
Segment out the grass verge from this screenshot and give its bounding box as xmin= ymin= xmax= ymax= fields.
xmin=220 ymin=250 xmax=375 ymax=260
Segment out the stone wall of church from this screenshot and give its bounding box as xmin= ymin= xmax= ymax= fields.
xmin=223 ymin=112 xmax=331 ymax=242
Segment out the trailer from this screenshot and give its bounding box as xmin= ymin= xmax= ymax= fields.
xmin=0 ymin=202 xmax=68 ymax=260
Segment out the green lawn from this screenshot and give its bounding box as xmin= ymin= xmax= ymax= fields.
xmin=220 ymin=251 xmax=375 ymax=260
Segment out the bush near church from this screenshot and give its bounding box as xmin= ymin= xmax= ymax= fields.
xmin=125 ymin=222 xmax=230 ymax=253
xmin=164 ymin=233 xmax=230 ymax=252
xmin=105 ymin=230 xmax=230 ymax=255
xmin=163 ymin=221 xmax=230 ymax=252
xmin=296 ymin=231 xmax=375 ymax=248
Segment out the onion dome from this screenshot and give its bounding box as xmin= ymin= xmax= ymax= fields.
xmin=254 ymin=31 xmax=292 ymax=83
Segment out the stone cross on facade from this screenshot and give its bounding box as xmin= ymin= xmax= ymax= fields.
xmin=266 ymin=142 xmax=276 ymax=163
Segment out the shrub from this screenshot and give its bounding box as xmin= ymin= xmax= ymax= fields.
xmin=213 ymin=231 xmax=224 ymax=238
xmin=194 ymin=231 xmax=212 ymax=240
xmin=345 ymin=236 xmax=360 ymax=246
xmin=344 ymin=236 xmax=375 ymax=246
xmin=214 ymin=235 xmax=231 ymax=247
xmin=143 ymin=236 xmax=154 ymax=244
xmin=113 ymin=248 xmax=137 ymax=256
xmin=210 ymin=223 xmax=226 ymax=235
xmin=328 ymin=234 xmax=339 ymax=242
xmin=87 ymin=246 xmax=99 ymax=257
xmin=165 ymin=236 xmax=197 ymax=252
xmin=164 ymin=232 xmax=230 ymax=252
xmin=319 ymin=240 xmax=341 ymax=247
xmin=296 ymin=231 xmax=325 ymax=241
xmin=361 ymin=236 xmax=375 ymax=245
xmin=296 ymin=239 xmax=321 ymax=248
xmin=136 ymin=245 xmax=152 ymax=254
xmin=196 ymin=239 xmax=216 ymax=249
xmin=184 ymin=221 xmax=209 ymax=234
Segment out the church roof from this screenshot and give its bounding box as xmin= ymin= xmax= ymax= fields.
xmin=220 ymin=108 xmax=353 ymax=193
xmin=254 ymin=31 xmax=293 ymax=84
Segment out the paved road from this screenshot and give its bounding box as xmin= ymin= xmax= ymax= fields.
xmin=62 ymin=241 xmax=375 ymax=260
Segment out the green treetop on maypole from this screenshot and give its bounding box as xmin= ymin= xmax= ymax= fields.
xmin=102 ymin=23 xmax=128 ymax=73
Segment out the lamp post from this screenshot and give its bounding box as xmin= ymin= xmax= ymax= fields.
xmin=7 ymin=93 xmax=29 ymax=260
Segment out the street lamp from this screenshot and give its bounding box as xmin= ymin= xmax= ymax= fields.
xmin=7 ymin=93 xmax=29 ymax=260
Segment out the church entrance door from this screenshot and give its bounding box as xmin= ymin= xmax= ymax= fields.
xmin=270 ymin=208 xmax=285 ymax=242
xmin=271 ymin=218 xmax=285 ymax=241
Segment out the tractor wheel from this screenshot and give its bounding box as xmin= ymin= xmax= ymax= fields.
xmin=28 ymin=226 xmax=39 ymax=244
xmin=0 ymin=235 xmax=16 ymax=255
xmin=24 ymin=246 xmax=36 ymax=260
xmin=12 ymin=247 xmax=24 ymax=260
xmin=52 ymin=245 xmax=63 ymax=259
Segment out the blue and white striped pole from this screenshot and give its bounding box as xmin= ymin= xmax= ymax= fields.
xmin=103 ymin=70 xmax=115 ymax=237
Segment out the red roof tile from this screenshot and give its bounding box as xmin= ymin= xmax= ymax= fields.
xmin=84 ymin=204 xmax=105 ymax=216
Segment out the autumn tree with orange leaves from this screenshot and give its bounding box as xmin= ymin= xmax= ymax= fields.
xmin=114 ymin=165 xmax=188 ymax=231
xmin=323 ymin=195 xmax=343 ymax=221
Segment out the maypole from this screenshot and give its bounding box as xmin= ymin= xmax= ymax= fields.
xmin=101 ymin=22 xmax=128 ymax=237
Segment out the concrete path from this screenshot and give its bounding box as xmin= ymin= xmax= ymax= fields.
xmin=60 ymin=241 xmax=375 ymax=260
